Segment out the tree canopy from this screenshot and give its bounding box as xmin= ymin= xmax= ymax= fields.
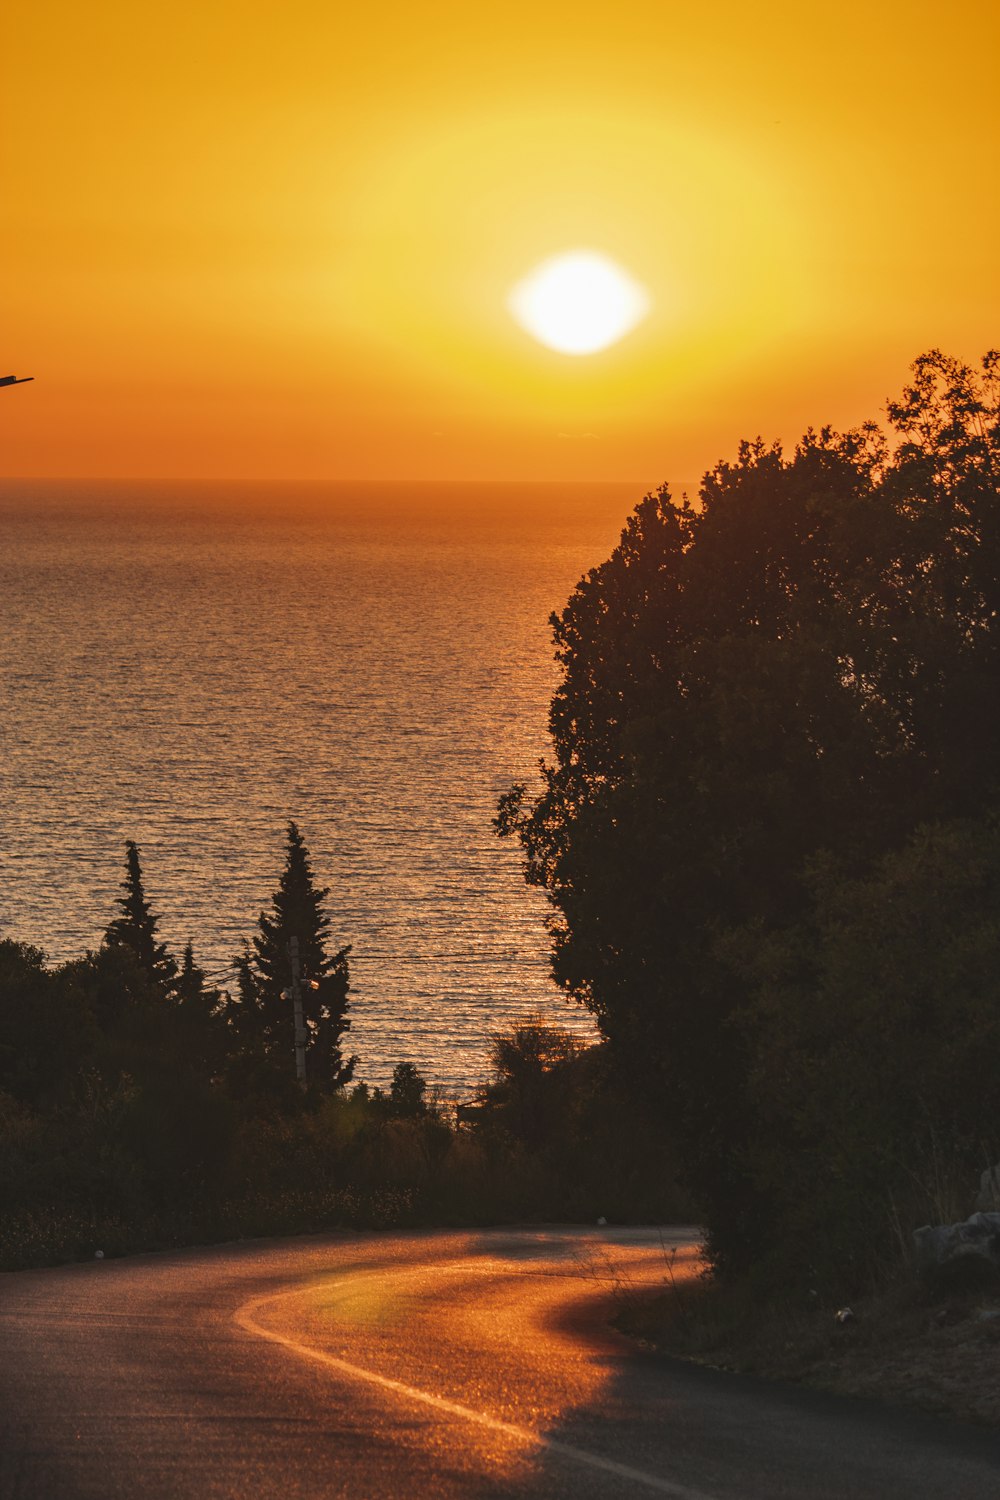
xmin=499 ymin=349 xmax=1000 ymax=1282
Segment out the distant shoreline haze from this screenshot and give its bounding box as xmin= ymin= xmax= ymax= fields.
xmin=0 ymin=479 xmax=655 ymax=1090
xmin=0 ymin=476 xmax=699 ymax=519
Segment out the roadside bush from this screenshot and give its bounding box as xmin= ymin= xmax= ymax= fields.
xmin=726 ymin=812 xmax=1000 ymax=1291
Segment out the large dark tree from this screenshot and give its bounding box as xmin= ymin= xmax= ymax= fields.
xmin=231 ymin=822 xmax=354 ymax=1096
xmin=104 ymin=841 xmax=177 ymax=990
xmin=498 ymin=350 xmax=1000 ymax=1278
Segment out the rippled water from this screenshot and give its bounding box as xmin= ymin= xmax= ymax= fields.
xmin=0 ymin=479 xmax=637 ymax=1092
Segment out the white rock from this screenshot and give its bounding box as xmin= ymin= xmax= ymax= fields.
xmin=913 ymin=1212 xmax=1000 ymax=1279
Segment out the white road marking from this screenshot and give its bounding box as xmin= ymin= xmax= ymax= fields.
xmin=235 ymin=1283 xmax=717 ymax=1500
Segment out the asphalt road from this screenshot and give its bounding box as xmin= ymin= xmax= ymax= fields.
xmin=2 ymin=1226 xmax=999 ymax=1499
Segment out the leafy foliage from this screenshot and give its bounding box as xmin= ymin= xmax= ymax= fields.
xmin=499 ymin=350 xmax=1000 ymax=1283
xmin=728 ymin=812 xmax=1000 ymax=1286
xmin=481 ymin=1015 xmax=582 ymax=1147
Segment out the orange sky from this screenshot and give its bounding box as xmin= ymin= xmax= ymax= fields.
xmin=2 ymin=0 xmax=997 ymax=483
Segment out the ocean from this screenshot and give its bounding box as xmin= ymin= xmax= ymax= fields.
xmin=0 ymin=478 xmax=643 ymax=1093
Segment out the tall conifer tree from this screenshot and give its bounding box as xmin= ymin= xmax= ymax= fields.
xmin=241 ymin=823 xmax=354 ymax=1091
xmin=104 ymin=840 xmax=177 ymax=989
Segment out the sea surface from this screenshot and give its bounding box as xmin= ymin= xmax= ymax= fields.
xmin=0 ymin=479 xmax=644 ymax=1092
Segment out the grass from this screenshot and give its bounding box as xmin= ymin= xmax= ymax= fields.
xmin=616 ymin=1254 xmax=1000 ymax=1429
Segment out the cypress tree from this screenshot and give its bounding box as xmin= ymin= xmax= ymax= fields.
xmin=104 ymin=840 xmax=177 ymax=989
xmin=176 ymin=941 xmax=205 ymax=1005
xmin=244 ymin=823 xmax=355 ymax=1091
xmin=176 ymin=939 xmax=222 ymax=1027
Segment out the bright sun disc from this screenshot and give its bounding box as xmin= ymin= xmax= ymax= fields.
xmin=508 ymin=250 xmax=650 ymax=356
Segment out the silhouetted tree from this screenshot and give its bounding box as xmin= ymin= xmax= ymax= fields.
xmin=169 ymin=939 xmax=229 ymax=1077
xmin=104 ymin=841 xmax=177 ymax=990
xmin=176 ymin=941 xmax=204 ymax=1002
xmin=0 ymin=939 xmax=97 ymax=1105
xmin=499 ymin=349 xmax=1000 ymax=1279
xmin=101 ymin=850 xmax=228 ymax=1090
xmin=232 ymin=823 xmax=355 ymax=1096
xmin=481 ymin=1017 xmax=581 ymax=1148
xmin=386 ymin=1061 xmax=428 ymax=1118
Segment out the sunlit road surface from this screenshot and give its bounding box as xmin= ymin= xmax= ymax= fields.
xmin=3 ymin=1228 xmax=1000 ymax=1500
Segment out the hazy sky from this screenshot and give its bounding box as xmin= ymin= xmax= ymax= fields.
xmin=2 ymin=0 xmax=996 ymax=483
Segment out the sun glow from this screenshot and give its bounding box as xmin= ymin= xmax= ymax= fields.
xmin=4 ymin=0 xmax=994 ymax=481
xmin=508 ymin=250 xmax=651 ymax=356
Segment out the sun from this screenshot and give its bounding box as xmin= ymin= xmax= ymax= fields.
xmin=507 ymin=250 xmax=650 ymax=356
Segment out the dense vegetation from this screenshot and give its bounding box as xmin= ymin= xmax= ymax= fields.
xmin=5 ymin=348 xmax=995 ymax=1294
xmin=499 ymin=349 xmax=1000 ymax=1292
xmin=0 ymin=827 xmax=686 ymax=1269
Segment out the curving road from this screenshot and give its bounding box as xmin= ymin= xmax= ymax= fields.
xmin=2 ymin=1226 xmax=999 ymax=1498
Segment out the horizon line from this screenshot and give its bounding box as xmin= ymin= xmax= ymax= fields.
xmin=0 ymin=473 xmax=669 ymax=486
xmin=0 ymin=475 xmax=696 ymax=497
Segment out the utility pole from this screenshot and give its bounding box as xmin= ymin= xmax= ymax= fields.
xmin=288 ymin=935 xmax=308 ymax=1090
